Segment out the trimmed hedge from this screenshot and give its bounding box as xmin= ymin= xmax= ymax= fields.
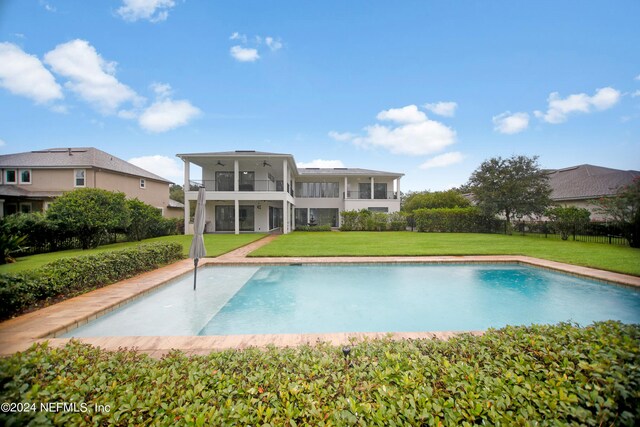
xmin=0 ymin=243 xmax=183 ymax=320
xmin=340 ymin=210 xmax=408 ymax=231
xmin=295 ymin=225 xmax=333 ymax=232
xmin=414 ymin=207 xmax=503 ymax=233
xmin=0 ymin=322 xmax=638 ymax=425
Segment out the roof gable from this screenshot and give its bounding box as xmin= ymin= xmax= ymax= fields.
xmin=547 ymin=164 xmax=640 ymax=200
xmin=0 ymin=148 xmax=171 ymax=183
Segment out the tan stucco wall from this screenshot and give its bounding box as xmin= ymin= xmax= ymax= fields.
xmin=1 ymin=168 xmax=174 ymax=217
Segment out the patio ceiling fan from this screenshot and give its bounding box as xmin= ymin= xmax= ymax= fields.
xmin=259 ymin=160 xmax=272 ymax=168
xmin=216 ymin=161 xmax=225 ymax=166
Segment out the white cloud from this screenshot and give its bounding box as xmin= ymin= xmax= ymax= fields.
xmin=0 ymin=138 xmax=6 ymax=147
xmin=492 ymin=111 xmax=530 ymax=134
xmin=632 ymin=90 xmax=640 ymax=98
xmin=376 ymin=105 xmax=427 ymax=124
xmin=265 ymin=37 xmax=283 ymax=51
xmin=348 ymin=104 xmax=456 ymax=156
xmin=0 ymin=42 xmax=63 ymax=104
xmin=229 ymin=32 xmax=248 ymax=43
xmin=328 ymin=131 xmax=357 ymax=141
xmin=419 ymin=152 xmax=464 ymax=169
xmin=635 ymin=74 xmax=640 ymax=81
xmin=297 ymin=159 xmax=346 ymax=168
xmin=150 ymin=82 xmax=172 ymax=99
xmin=117 ymin=0 xmax=176 ymax=23
xmin=40 ymin=1 xmax=56 ymax=12
xmin=230 ymin=45 xmax=260 ymax=62
xmin=424 ymin=101 xmax=457 ymax=117
xmin=138 ymin=99 xmax=201 ymax=133
xmin=534 ymin=87 xmax=621 ymax=124
xmin=128 ymin=155 xmax=183 ymax=182
xmin=44 ymin=39 xmax=141 ymax=114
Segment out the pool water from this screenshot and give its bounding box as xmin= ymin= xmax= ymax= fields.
xmin=63 ymin=264 xmax=640 ymax=337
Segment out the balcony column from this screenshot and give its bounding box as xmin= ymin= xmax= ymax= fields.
xmin=234 ymin=160 xmax=239 ymax=192
xmin=282 ymin=159 xmax=288 ymax=195
xmin=396 ymin=177 xmax=401 ymax=200
xmin=234 ymin=199 xmax=240 ymax=235
xmin=370 ymin=177 xmax=374 ymax=200
xmin=344 ymin=176 xmax=348 ymax=199
xmin=283 ymin=200 xmax=289 ymax=233
xmin=183 ymin=160 xmax=190 ymax=234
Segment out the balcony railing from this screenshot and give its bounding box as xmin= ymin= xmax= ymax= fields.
xmin=189 ymin=180 xmax=293 ymax=195
xmin=345 ymin=191 xmax=398 ymax=200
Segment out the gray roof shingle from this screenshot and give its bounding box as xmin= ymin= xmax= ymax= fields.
xmin=298 ymin=167 xmax=403 ymax=177
xmin=0 ymin=148 xmax=171 ymax=183
xmin=547 ymin=164 xmax=640 ymax=200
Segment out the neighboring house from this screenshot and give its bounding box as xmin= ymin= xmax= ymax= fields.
xmin=0 ymin=147 xmax=177 ymax=218
xmin=546 ymin=164 xmax=640 ymax=220
xmin=176 ymin=150 xmax=403 ymax=234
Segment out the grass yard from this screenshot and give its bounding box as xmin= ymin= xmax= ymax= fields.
xmin=250 ymin=231 xmax=640 ymax=276
xmin=1 ymin=233 xmax=266 ymax=274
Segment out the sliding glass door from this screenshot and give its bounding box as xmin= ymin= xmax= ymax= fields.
xmin=215 ymin=205 xmax=255 ymax=231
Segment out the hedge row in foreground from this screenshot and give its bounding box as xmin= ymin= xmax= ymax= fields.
xmin=414 ymin=207 xmax=503 ymax=233
xmin=0 ymin=243 xmax=183 ymax=320
xmin=1 ymin=322 xmax=638 ymax=426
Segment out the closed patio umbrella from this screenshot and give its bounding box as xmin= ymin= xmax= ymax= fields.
xmin=189 ymin=186 xmax=207 ymax=290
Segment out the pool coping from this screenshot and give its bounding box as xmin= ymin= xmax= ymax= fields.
xmin=1 ymin=253 xmax=639 ymax=358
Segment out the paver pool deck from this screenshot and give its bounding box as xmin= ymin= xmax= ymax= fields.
xmin=1 ymin=235 xmax=639 ymax=358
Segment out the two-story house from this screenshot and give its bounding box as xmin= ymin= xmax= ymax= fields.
xmin=0 ymin=147 xmax=182 ymax=218
xmin=176 ymin=150 xmax=403 ymax=234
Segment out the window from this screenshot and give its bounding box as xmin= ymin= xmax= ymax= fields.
xmin=19 ymin=169 xmax=31 ymax=184
xmin=19 ymin=202 xmax=32 ymax=214
xmin=369 ymin=207 xmax=389 ymax=213
xmin=215 ymin=171 xmax=234 ymax=191
xmin=374 ymin=183 xmax=388 ymax=199
xmin=359 ymin=183 xmax=371 ymax=199
xmin=239 ymin=171 xmax=255 ymax=191
xmin=215 ymin=205 xmax=255 ymax=231
xmin=140 ymin=178 xmax=146 ymax=189
xmin=295 ymin=208 xmax=308 ymax=227
xmin=5 ymin=169 xmax=16 ymax=184
xmin=309 ymin=208 xmax=339 ymax=227
xmin=74 ymin=169 xmax=86 ymax=187
xmin=295 ymin=182 xmax=339 ymax=198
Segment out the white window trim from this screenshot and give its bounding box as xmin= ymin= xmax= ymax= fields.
xmin=140 ymin=178 xmax=146 ymax=189
xmin=19 ymin=169 xmax=32 ymax=185
xmin=74 ymin=169 xmax=86 ymax=187
xmin=5 ymin=169 xmax=17 ymax=184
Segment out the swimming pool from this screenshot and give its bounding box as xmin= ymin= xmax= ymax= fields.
xmin=62 ymin=264 xmax=640 ymax=337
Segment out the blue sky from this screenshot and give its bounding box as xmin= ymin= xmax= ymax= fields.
xmin=0 ymin=0 xmax=638 ymax=191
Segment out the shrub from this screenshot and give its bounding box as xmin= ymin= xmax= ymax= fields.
xmin=1 ymin=212 xmax=76 ymax=254
xmin=0 ymin=242 xmax=183 ymax=320
xmin=414 ymin=207 xmax=503 ymax=233
xmin=402 ymin=189 xmax=471 ymax=212
xmin=46 ymin=188 xmax=131 ymax=249
xmin=546 ymin=206 xmax=591 ymax=240
xmin=339 ymin=210 xmax=407 ymax=231
xmin=295 ymin=225 xmax=332 ymax=232
xmin=126 ymin=199 xmax=178 ymax=241
xmin=0 ymin=322 xmax=638 ymax=426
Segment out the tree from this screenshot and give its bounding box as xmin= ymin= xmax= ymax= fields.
xmin=402 ymin=189 xmax=470 ymax=212
xmin=46 ymin=188 xmax=130 ymax=249
xmin=597 ymin=177 xmax=640 ymax=248
xmin=467 ymin=155 xmax=552 ymax=231
xmin=126 ymin=198 xmax=163 ymax=241
xmin=169 ymin=184 xmax=185 ymax=204
xmin=546 ymin=206 xmax=591 ymax=240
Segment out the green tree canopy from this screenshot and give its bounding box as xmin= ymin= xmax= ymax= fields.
xmin=46 ymin=188 xmax=130 ymax=249
xmin=546 ymin=206 xmax=591 ymax=240
xmin=126 ymin=198 xmax=163 ymax=241
xmin=402 ymin=189 xmax=471 ymax=212
xmin=597 ymin=177 xmax=640 ymax=248
xmin=467 ymin=155 xmax=552 ymax=227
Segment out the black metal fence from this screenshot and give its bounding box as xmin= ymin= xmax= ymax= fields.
xmin=514 ymin=221 xmax=628 ymax=246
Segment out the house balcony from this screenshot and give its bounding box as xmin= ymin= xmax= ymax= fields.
xmin=190 ymin=180 xmax=294 ymax=196
xmin=345 ymin=191 xmax=398 ymax=200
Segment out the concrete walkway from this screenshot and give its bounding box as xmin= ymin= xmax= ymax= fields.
xmin=1 ymin=235 xmax=639 ymax=358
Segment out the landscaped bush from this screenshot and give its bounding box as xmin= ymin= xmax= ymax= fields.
xmin=126 ymin=199 xmax=179 ymax=241
xmin=0 ymin=213 xmax=77 ymax=255
xmin=0 ymin=242 xmax=183 ymax=320
xmin=339 ymin=209 xmax=408 ymax=231
xmin=295 ymin=225 xmax=332 ymax=231
xmin=414 ymin=207 xmax=503 ymax=233
xmin=0 ymin=322 xmax=638 ymax=425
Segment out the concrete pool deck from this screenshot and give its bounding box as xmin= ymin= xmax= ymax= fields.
xmin=1 ymin=235 xmax=639 ymax=357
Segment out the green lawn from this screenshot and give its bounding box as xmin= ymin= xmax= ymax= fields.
xmin=1 ymin=234 xmax=266 ymax=274
xmin=250 ymin=231 xmax=640 ymax=276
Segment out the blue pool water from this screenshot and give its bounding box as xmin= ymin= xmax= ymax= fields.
xmin=64 ymin=264 xmax=640 ymax=337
